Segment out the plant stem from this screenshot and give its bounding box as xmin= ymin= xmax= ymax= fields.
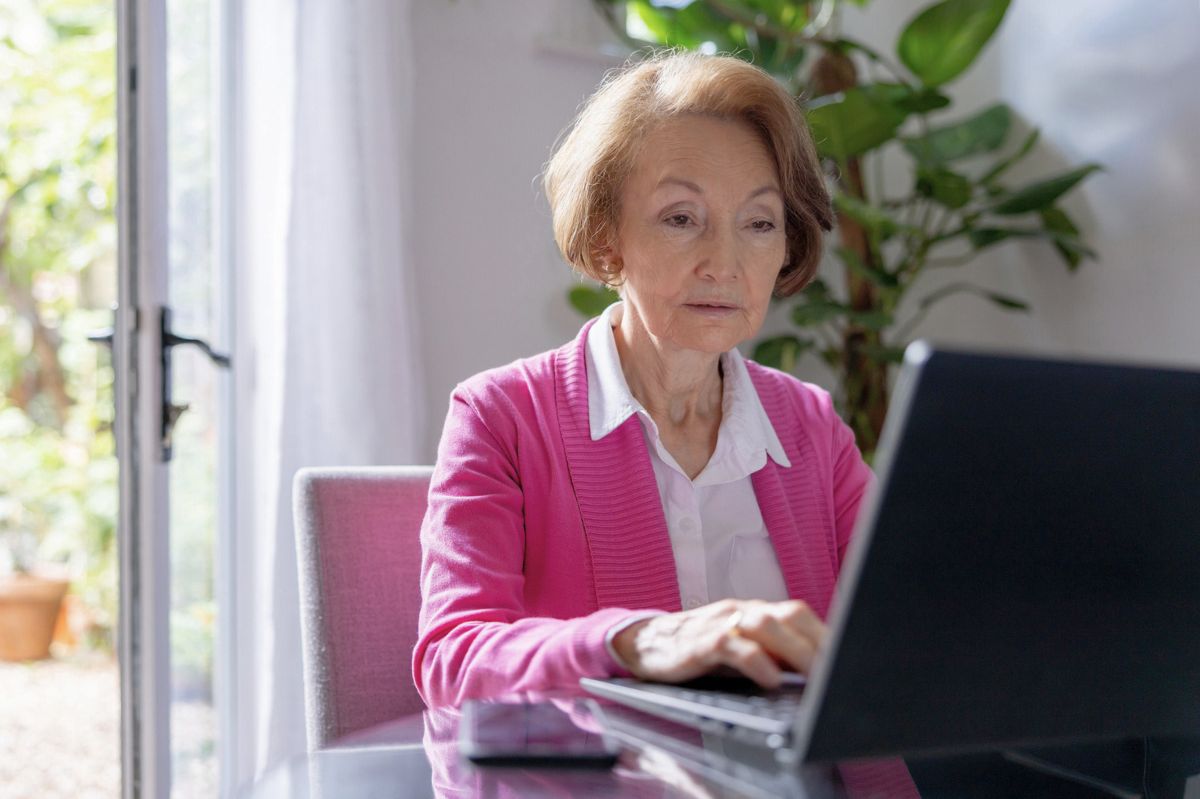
xmin=834 ymin=38 xmax=913 ymax=90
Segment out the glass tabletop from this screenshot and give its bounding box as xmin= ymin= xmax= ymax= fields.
xmin=245 ymin=695 xmax=848 ymax=799
xmin=244 ymin=692 xmax=1200 ymax=799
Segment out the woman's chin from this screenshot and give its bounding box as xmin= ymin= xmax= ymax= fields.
xmin=670 ymin=327 xmax=748 ymax=355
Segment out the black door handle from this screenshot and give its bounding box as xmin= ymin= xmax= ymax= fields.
xmin=87 ymin=328 xmax=114 ymax=349
xmin=160 ymin=306 xmax=230 ymax=461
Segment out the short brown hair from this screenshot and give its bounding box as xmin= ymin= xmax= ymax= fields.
xmin=543 ymin=50 xmax=833 ymax=298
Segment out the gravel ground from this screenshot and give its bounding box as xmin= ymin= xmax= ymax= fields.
xmin=0 ymin=656 xmax=215 ymax=799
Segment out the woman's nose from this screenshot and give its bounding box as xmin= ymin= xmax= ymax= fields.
xmin=697 ymin=223 xmax=741 ymax=282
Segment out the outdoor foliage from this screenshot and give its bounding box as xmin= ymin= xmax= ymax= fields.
xmin=0 ymin=0 xmax=218 ymax=683
xmin=0 ymin=0 xmax=118 ymax=646
xmin=570 ymin=0 xmax=1101 ymax=454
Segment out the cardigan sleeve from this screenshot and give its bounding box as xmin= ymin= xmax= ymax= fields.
xmin=831 ymin=410 xmax=874 ymax=571
xmin=412 ymin=386 xmax=641 ymax=708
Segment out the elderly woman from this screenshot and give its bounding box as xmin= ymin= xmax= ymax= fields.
xmin=414 ymin=51 xmax=867 ymax=708
xmin=407 ymin=52 xmax=1200 ymax=799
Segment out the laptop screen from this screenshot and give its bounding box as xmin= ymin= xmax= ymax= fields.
xmin=800 ymin=343 xmax=1200 ymax=761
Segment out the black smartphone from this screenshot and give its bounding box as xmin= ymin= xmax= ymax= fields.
xmin=459 ymin=699 xmax=620 ymax=769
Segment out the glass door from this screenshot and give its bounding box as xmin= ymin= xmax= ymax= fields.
xmin=115 ymin=0 xmax=231 ymax=795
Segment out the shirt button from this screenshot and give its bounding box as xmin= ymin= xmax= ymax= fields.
xmin=684 ymin=597 xmax=703 ymax=610
xmin=679 ymin=517 xmax=698 ymax=533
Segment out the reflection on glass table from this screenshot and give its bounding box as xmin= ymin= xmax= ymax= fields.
xmin=246 ymin=689 xmax=1200 ymax=799
xmin=247 ymin=692 xmax=851 ymax=799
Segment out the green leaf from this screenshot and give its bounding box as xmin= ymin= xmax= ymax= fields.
xmin=1039 ymin=207 xmax=1085 ymax=270
xmin=678 ymin=2 xmax=747 ymax=51
xmin=984 ymin=293 xmax=1029 ymax=311
xmin=752 ymin=33 xmax=809 ymax=84
xmin=715 ymin=0 xmax=792 ymax=28
xmin=988 ymin=163 xmax=1103 ymax=215
xmin=567 ymin=285 xmax=620 ymax=318
xmin=967 ymin=227 xmax=1016 ymax=248
xmin=902 ymin=103 xmax=1011 ymax=166
xmin=50 ymin=20 xmax=97 ymax=39
xmin=836 ymin=246 xmax=899 ymax=288
xmin=918 ymin=282 xmax=1029 ymax=312
xmin=626 ymin=0 xmax=745 ymax=51
xmin=871 ymin=82 xmax=952 ymax=114
xmin=1050 ymin=236 xmax=1096 ymax=264
xmin=806 ymin=87 xmax=907 ymax=161
xmin=898 ymin=0 xmax=1011 ymax=87
xmin=916 ymin=166 xmax=972 ymax=209
xmin=802 ymin=277 xmax=832 ymax=302
xmin=979 ymin=127 xmax=1039 ymax=185
xmin=846 ymin=309 xmax=894 ymax=330
xmin=966 ymin=226 xmax=1097 ymax=261
xmin=833 ymin=193 xmax=916 ymax=243
xmin=792 ymin=299 xmax=848 ymax=327
xmin=1039 ymin=207 xmax=1079 ymax=237
xmin=627 ymin=1 xmax=681 ymax=45
xmin=752 ymin=335 xmax=814 ymax=372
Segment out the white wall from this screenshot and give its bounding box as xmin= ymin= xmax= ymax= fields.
xmin=409 ymin=0 xmax=625 ymax=458
xmin=408 ymin=0 xmax=1200 ymax=461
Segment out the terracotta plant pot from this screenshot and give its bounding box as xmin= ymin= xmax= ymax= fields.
xmin=0 ymin=573 xmax=70 ymax=661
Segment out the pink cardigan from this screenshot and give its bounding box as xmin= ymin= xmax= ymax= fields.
xmin=413 ymin=319 xmax=917 ymax=796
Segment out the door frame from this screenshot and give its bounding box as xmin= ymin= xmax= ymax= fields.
xmin=117 ymin=1 xmax=239 ymax=794
xmin=115 ymin=0 xmax=173 ymax=796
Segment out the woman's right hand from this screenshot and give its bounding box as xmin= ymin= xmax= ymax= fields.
xmin=611 ymin=598 xmax=827 ymax=689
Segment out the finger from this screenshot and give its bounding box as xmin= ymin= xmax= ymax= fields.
xmin=772 ymin=600 xmax=828 ymax=652
xmin=732 ymin=609 xmax=819 ymax=675
xmin=718 ymin=633 xmax=782 ymax=689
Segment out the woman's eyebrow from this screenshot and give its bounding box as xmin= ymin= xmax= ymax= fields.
xmin=655 ymin=176 xmax=704 ymax=194
xmin=654 ymin=177 xmax=781 ymax=202
xmin=747 ymin=185 xmax=783 ymax=201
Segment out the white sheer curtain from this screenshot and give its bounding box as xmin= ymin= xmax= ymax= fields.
xmin=232 ymin=0 xmax=423 ymax=788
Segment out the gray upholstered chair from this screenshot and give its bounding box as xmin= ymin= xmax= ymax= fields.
xmin=292 ymin=466 xmax=433 ymax=750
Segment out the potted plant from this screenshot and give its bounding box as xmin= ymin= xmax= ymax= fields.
xmin=572 ymin=0 xmax=1102 ymax=457
xmin=0 ymin=509 xmax=70 ymax=662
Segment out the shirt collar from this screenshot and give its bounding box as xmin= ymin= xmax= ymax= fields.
xmin=584 ymin=300 xmax=791 ymax=469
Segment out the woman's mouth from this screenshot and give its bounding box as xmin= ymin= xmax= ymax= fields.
xmin=684 ymin=302 xmax=738 ymax=318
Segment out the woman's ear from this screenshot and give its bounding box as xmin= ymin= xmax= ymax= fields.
xmin=595 ymin=239 xmax=623 ymax=285
xmin=597 ymin=236 xmax=622 ymax=269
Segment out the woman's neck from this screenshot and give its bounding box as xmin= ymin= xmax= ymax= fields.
xmin=613 ymin=304 xmax=724 ymax=429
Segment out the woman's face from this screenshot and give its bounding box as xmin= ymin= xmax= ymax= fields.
xmin=609 ymin=114 xmax=788 ymax=355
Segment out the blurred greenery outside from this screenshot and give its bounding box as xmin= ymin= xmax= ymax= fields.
xmin=0 ymin=0 xmax=215 ymax=697
xmin=0 ymin=0 xmax=120 ymax=651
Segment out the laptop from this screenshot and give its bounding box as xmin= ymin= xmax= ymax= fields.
xmin=582 ymin=342 xmax=1200 ymax=763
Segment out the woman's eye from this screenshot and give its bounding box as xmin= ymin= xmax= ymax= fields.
xmin=664 ymin=213 xmax=693 ymax=227
xmin=750 ymin=219 xmax=777 ymax=232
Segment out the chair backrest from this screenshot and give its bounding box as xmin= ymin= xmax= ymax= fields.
xmin=292 ymin=466 xmax=433 ymax=750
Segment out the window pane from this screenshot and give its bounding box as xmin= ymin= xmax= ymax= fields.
xmin=166 ymin=0 xmax=224 ymax=794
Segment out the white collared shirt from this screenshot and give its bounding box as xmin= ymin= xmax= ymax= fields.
xmin=586 ymin=301 xmax=791 ymax=612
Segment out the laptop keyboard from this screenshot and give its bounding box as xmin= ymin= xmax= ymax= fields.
xmin=580 ymin=676 xmax=806 ymax=748
xmin=642 ymin=682 xmax=804 ymax=722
